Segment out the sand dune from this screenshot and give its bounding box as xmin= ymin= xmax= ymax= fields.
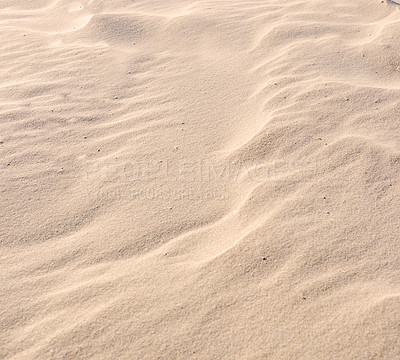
xmin=1 ymin=0 xmax=400 ymax=359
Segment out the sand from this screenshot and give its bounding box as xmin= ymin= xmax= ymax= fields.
xmin=1 ymin=0 xmax=400 ymax=359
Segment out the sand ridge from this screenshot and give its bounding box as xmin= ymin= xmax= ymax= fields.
xmin=1 ymin=0 xmax=400 ymax=359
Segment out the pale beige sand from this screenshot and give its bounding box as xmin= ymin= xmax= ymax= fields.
xmin=1 ymin=0 xmax=400 ymax=359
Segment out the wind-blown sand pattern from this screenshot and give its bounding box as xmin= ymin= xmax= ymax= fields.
xmin=1 ymin=0 xmax=400 ymax=359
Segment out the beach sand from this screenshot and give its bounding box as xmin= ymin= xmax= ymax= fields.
xmin=1 ymin=0 xmax=400 ymax=359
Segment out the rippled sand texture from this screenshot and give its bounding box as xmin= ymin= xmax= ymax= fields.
xmin=1 ymin=0 xmax=400 ymax=359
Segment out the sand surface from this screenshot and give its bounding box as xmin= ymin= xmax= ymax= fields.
xmin=1 ymin=0 xmax=400 ymax=359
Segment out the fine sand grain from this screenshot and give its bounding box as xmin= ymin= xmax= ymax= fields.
xmin=1 ymin=0 xmax=400 ymax=359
